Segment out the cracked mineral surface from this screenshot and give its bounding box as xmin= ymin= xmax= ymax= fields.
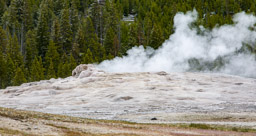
xmin=0 ymin=64 xmax=256 ymax=127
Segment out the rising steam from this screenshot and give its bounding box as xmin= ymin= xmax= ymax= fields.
xmin=98 ymin=10 xmax=256 ymax=78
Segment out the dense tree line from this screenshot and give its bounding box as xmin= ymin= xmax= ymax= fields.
xmin=0 ymin=0 xmax=256 ymax=88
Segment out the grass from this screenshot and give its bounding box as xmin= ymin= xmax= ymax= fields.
xmin=47 ymin=123 xmax=141 ymax=136
xmin=0 ymin=127 xmax=33 ymax=136
xmin=189 ymin=123 xmax=211 ymax=129
xmin=172 ymin=123 xmax=256 ymax=133
xmin=0 ymin=107 xmax=256 ymax=135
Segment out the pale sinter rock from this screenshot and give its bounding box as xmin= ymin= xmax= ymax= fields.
xmin=72 ymin=64 xmax=105 ymax=78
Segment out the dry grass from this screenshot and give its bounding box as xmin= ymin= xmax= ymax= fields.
xmin=0 ymin=107 xmax=255 ymax=136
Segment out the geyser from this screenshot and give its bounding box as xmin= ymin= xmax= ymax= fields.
xmin=98 ymin=10 xmax=256 ymax=78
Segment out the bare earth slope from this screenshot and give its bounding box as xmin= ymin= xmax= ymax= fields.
xmin=0 ymin=64 xmax=256 ymax=129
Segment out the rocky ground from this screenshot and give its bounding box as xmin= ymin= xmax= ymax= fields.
xmin=0 ymin=64 xmax=256 ymax=135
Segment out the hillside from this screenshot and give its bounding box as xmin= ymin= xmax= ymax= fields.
xmin=1 ymin=0 xmax=256 ymax=89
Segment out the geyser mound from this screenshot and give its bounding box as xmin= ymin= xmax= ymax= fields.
xmin=0 ymin=64 xmax=256 ymax=123
xmin=98 ymin=10 xmax=256 ymax=78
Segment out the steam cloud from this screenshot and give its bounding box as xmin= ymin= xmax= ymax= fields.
xmin=98 ymin=10 xmax=256 ymax=78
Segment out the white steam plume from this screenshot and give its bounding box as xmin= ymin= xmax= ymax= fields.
xmin=98 ymin=10 xmax=256 ymax=78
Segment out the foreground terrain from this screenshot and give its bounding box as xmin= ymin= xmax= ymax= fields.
xmin=0 ymin=65 xmax=256 ymax=135
xmin=0 ymin=107 xmax=256 ymax=136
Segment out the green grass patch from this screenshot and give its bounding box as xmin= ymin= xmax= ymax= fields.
xmin=0 ymin=127 xmax=34 ymax=136
xmin=189 ymin=123 xmax=212 ymax=129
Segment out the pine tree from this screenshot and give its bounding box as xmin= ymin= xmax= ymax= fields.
xmin=85 ymin=17 xmax=103 ymax=61
xmin=120 ymin=22 xmax=129 ymax=55
xmin=143 ymin=15 xmax=153 ymax=46
xmin=123 ymin=0 xmax=129 ymax=16
xmin=148 ymin=24 xmax=164 ymax=49
xmin=46 ymin=58 xmax=56 ymax=79
xmin=0 ymin=50 xmax=7 ymax=88
xmin=69 ymin=54 xmax=77 ymax=72
xmin=53 ymin=0 xmax=64 ymax=16
xmin=0 ymin=26 xmax=7 ymax=53
xmin=75 ymin=19 xmax=86 ymax=52
xmin=23 ymin=0 xmax=33 ymax=31
xmin=8 ymin=0 xmax=18 ymax=34
xmin=30 ymin=56 xmax=45 ymax=82
xmin=70 ymin=0 xmax=79 ymax=36
xmin=84 ymin=17 xmax=96 ymax=51
xmin=71 ymin=42 xmax=80 ymax=61
xmin=36 ymin=2 xmax=51 ymax=57
xmin=30 ymin=57 xmax=40 ymax=81
xmin=58 ymin=53 xmax=70 ymax=78
xmin=25 ymin=30 xmax=38 ymax=68
xmin=57 ymin=62 xmax=64 ymax=78
xmin=45 ymin=40 xmax=60 ymax=72
xmin=7 ymin=34 xmax=23 ymax=67
xmin=62 ymin=61 xmax=71 ymax=77
xmin=0 ymin=0 xmax=6 ymax=24
xmin=113 ymin=35 xmax=119 ymax=56
xmin=60 ymin=8 xmax=73 ymax=54
xmin=5 ymin=55 xmax=15 ymax=86
xmin=38 ymin=56 xmax=45 ymax=80
xmin=13 ymin=67 xmax=27 ymax=86
xmin=128 ymin=22 xmax=138 ymax=47
xmin=82 ymin=48 xmax=94 ymax=64
xmin=104 ymin=27 xmax=115 ymax=55
xmin=51 ymin=18 xmax=62 ymax=54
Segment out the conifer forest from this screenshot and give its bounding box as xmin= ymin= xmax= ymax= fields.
xmin=0 ymin=0 xmax=256 ymax=89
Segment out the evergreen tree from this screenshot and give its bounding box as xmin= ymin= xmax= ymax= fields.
xmin=51 ymin=18 xmax=62 ymax=54
xmin=36 ymin=2 xmax=51 ymax=57
xmin=60 ymin=8 xmax=73 ymax=54
xmin=69 ymin=54 xmax=77 ymax=72
xmin=104 ymin=27 xmax=115 ymax=55
xmin=0 ymin=26 xmax=7 ymax=53
xmin=7 ymin=34 xmax=23 ymax=67
xmin=38 ymin=56 xmax=45 ymax=80
xmin=57 ymin=62 xmax=64 ymax=78
xmin=45 ymin=40 xmax=60 ymax=72
xmin=148 ymin=24 xmax=164 ymax=49
xmin=70 ymin=0 xmax=79 ymax=36
xmin=6 ymin=55 xmax=16 ymax=86
xmin=30 ymin=56 xmax=44 ymax=82
xmin=84 ymin=17 xmax=96 ymax=51
xmin=30 ymin=57 xmax=40 ymax=81
xmin=123 ymin=0 xmax=129 ymax=16
xmin=13 ymin=66 xmax=27 ymax=86
xmin=62 ymin=61 xmax=70 ymax=77
xmin=75 ymin=18 xmax=86 ymax=52
xmin=113 ymin=35 xmax=119 ymax=56
xmin=46 ymin=58 xmax=56 ymax=79
xmin=84 ymin=17 xmax=103 ymax=61
xmin=0 ymin=50 xmax=7 ymax=88
xmin=53 ymin=0 xmax=64 ymax=16
xmin=82 ymin=48 xmax=94 ymax=64
xmin=0 ymin=0 xmax=5 ymax=23
xmin=128 ymin=22 xmax=138 ymax=47
xmin=120 ymin=22 xmax=129 ymax=55
xmin=71 ymin=42 xmax=80 ymax=61
xmin=25 ymin=30 xmax=38 ymax=68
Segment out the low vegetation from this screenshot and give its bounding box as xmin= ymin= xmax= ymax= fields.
xmin=0 ymin=107 xmax=255 ymax=136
